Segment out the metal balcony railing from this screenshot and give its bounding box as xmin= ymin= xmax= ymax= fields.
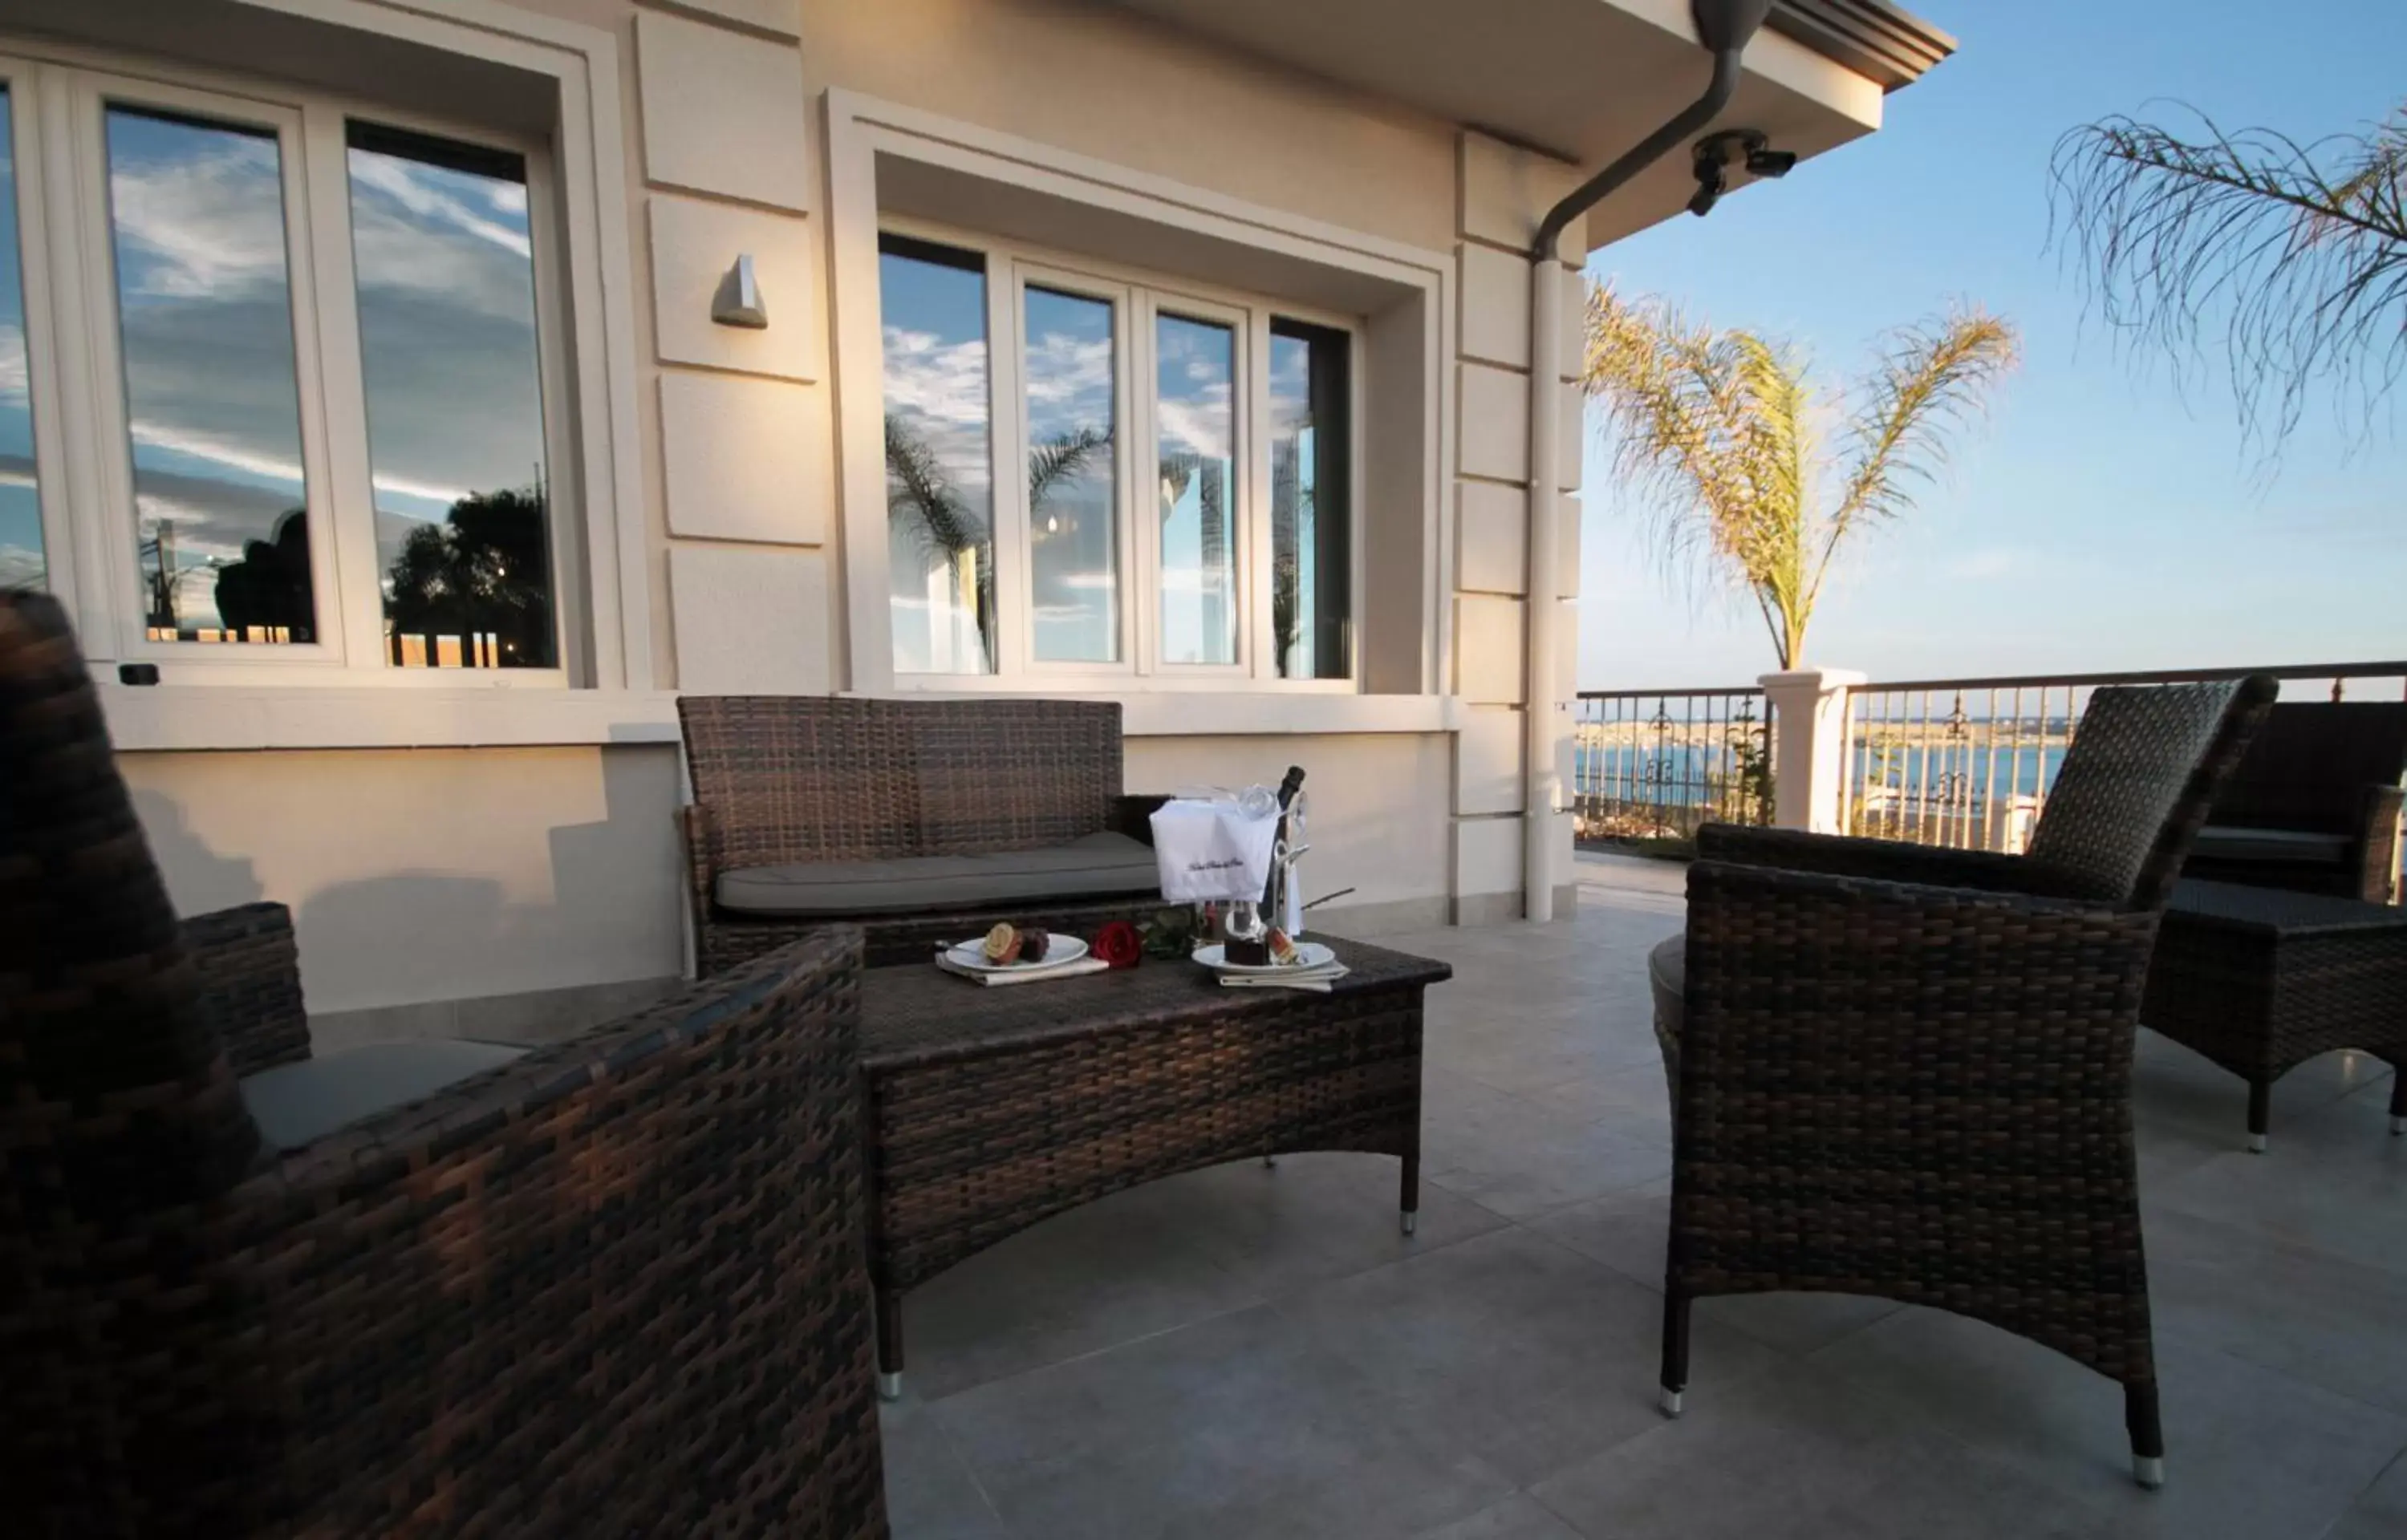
xmin=1571 ymin=686 xmax=1775 ymax=849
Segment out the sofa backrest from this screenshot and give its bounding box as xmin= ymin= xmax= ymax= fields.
xmin=2203 ymin=701 xmax=2407 ymax=836
xmin=676 ymin=695 xmax=1123 ymax=863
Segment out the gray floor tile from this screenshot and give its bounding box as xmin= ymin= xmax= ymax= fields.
xmin=1809 ymin=1303 xmax=2407 ymax=1539
xmin=1094 ymin=1151 xmax=1508 ymax=1298
xmin=879 ymin=1396 xmax=1011 ymax=1540
xmin=2133 ymin=1035 xmax=2395 ymax=1151
xmin=1413 ymin=1492 xmax=1583 ymax=1539
xmin=932 ymin=1305 xmax=1513 ymax=1540
xmin=2327 ymin=1449 xmax=2407 ymax=1540
xmin=1530 ymin=1360 xmax=2121 ymax=1540
xmin=891 ymin=1190 xmax=1264 ymax=1401
xmin=2145 ymin=1206 xmax=2407 ymax=1415
xmin=1421 ymin=1071 xmax=1673 ymax=1219
xmin=1531 ymin=1182 xmax=1901 ymax=1357
xmin=2148 ymin=1091 xmax=2407 ymax=1276
xmin=1278 ymin=1226 xmax=1786 ymax=1486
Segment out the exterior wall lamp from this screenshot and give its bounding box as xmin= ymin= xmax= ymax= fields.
xmin=712 ymin=253 xmax=769 ymax=328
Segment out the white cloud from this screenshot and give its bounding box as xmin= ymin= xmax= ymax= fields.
xmin=883 ymin=326 xmax=989 ymax=428
xmin=108 ymin=135 xmax=290 ymax=300
xmin=0 ymin=322 xmax=26 ymax=403
xmin=0 ymin=542 xmax=43 ymax=587
xmin=349 ymin=152 xmax=532 ymax=261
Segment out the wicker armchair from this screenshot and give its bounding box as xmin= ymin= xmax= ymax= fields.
xmin=0 ymin=594 xmax=887 ymax=1538
xmin=1649 ymin=677 xmax=2276 ymax=1491
xmin=2182 ymin=701 xmax=2407 ymax=903
xmin=679 ymin=695 xmax=1170 ymax=973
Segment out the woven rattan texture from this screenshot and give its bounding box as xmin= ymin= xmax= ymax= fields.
xmin=184 ymin=901 xmax=311 ymax=1076
xmin=2145 ymin=879 xmax=2407 ymax=1087
xmin=2026 ymin=679 xmax=2278 ymax=910
xmin=678 ymin=696 xmax=1160 ymax=974
xmin=857 ymin=938 xmax=1447 ymax=1313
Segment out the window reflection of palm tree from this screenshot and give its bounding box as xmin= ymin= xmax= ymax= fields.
xmin=884 ymin=416 xmax=1113 ymax=669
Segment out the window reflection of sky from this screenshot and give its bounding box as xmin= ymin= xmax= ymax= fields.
xmin=0 ymin=92 xmax=42 ymax=590
xmin=107 ymin=107 xmax=309 ymax=634
xmin=1155 ymin=314 xmax=1233 ymax=665
xmin=348 ymin=140 xmax=548 ymax=599
xmin=881 ymin=246 xmax=993 ymax=674
xmin=1026 ymin=286 xmax=1116 ymax=663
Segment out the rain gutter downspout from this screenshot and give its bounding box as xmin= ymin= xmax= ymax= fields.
xmin=1519 ymin=0 xmax=1766 ymax=922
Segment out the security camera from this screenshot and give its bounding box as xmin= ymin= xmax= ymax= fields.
xmin=1687 ymin=130 xmax=1792 ymax=217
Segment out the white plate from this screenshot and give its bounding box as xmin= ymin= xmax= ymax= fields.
xmin=1191 ymin=941 xmax=1337 ymax=975
xmin=941 ymin=934 xmax=1091 ymax=973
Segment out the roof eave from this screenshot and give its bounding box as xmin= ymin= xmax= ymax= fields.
xmin=1769 ymin=0 xmax=1958 ymax=92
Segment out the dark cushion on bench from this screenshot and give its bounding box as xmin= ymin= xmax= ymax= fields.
xmin=716 ymin=830 xmax=1160 ymax=918
xmin=240 ymin=1039 xmax=528 ymax=1152
xmin=2190 ymin=825 xmax=2352 ymax=866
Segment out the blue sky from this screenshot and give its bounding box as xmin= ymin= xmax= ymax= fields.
xmin=1578 ymin=0 xmax=2407 ymax=688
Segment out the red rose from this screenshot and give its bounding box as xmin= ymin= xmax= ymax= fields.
xmin=1092 ymin=921 xmax=1143 ymax=970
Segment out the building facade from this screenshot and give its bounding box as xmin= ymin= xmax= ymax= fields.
xmin=0 ymin=0 xmax=1943 ymax=1038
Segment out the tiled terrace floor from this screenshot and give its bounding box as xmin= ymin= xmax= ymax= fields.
xmin=879 ymin=854 xmax=2407 ymax=1539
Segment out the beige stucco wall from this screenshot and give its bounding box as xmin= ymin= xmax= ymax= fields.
xmin=122 ymin=747 xmax=687 ymax=1016
xmin=83 ymin=0 xmax=1568 ymax=1025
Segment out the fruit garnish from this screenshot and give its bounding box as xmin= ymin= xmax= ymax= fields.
xmin=1267 ymin=928 xmax=1301 ymax=966
xmin=1021 ymin=926 xmax=1050 ymax=963
xmin=981 ymin=922 xmax=1023 ymax=964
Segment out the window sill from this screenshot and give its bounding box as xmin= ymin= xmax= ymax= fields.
xmin=863 ymin=686 xmax=1467 ymax=737
xmin=99 ymin=683 xmax=683 ymax=752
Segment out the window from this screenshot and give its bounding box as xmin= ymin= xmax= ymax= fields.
xmin=0 ymin=50 xmax=574 ymax=679
xmin=878 ymin=228 xmax=1355 ymax=686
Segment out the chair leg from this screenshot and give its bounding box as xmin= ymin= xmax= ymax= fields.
xmin=2247 ymin=1080 xmax=2271 ymax=1154
xmin=2127 ymin=1380 xmax=2165 ymax=1490
xmin=1399 ymin=1153 xmax=1419 ymax=1237
xmin=877 ymin=1287 xmax=905 ymax=1402
xmin=2390 ymin=1072 xmax=2405 ymax=1137
xmin=1658 ymin=1291 xmax=1691 ymax=1417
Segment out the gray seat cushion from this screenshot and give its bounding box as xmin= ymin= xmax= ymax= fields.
xmin=241 ymin=1039 xmax=527 ymax=1152
xmin=716 ymin=830 xmax=1159 ymax=918
xmin=2190 ymin=825 xmax=2352 ymax=865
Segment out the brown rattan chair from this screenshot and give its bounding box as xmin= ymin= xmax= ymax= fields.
xmin=0 ymin=593 xmax=888 ymax=1538
xmin=1648 ymin=676 xmax=2275 ymax=1491
xmin=2182 ymin=701 xmax=2407 ymax=903
xmin=678 ymin=695 xmax=1169 ymax=973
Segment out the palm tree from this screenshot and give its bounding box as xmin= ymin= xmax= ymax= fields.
xmin=1583 ymin=285 xmax=2018 ymax=671
xmin=2050 ymin=105 xmax=2407 ymax=452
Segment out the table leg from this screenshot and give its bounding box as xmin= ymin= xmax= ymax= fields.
xmin=2247 ymin=1080 xmax=2271 ymax=1155
xmin=1399 ymin=1152 xmax=1419 ymax=1236
xmin=876 ymin=1287 xmax=904 ymax=1402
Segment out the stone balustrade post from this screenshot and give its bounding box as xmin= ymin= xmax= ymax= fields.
xmin=1758 ymin=669 xmax=1865 ymax=834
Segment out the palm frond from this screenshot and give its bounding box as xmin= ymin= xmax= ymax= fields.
xmin=1029 ymin=425 xmax=1113 ymax=512
xmin=884 ymin=415 xmax=982 ymax=555
xmin=2048 ymin=103 xmax=2407 ymax=452
xmin=1827 ymin=309 xmax=2019 ymax=560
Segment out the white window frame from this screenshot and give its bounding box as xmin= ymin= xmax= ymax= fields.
xmin=879 ymin=217 xmax=1363 ymax=694
xmin=0 ymin=25 xmax=631 ymax=698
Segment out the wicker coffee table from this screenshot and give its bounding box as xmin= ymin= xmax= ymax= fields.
xmin=857 ymin=935 xmax=1449 ymax=1397
xmin=2144 ymin=878 xmax=2407 ymax=1151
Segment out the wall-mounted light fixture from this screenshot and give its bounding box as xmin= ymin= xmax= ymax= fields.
xmin=711 ymin=253 xmax=769 ymax=328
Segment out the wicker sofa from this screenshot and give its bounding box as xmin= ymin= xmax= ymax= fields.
xmin=0 ymin=594 xmax=888 ymax=1538
xmin=1646 ymin=677 xmax=2276 ymax=1490
xmin=2182 ymin=701 xmax=2407 ymax=903
xmin=679 ymin=695 xmax=1170 ymax=974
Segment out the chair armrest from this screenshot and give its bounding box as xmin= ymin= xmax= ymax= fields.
xmin=2360 ymin=783 xmax=2405 ymax=903
xmin=183 ymin=901 xmax=311 ymax=1076
xmin=229 ymin=927 xmax=883 ymax=1530
xmin=1110 ymin=793 xmax=1173 ymax=846
xmin=1678 ymin=859 xmax=2157 ymax=1124
xmin=681 ymin=800 xmax=717 ymax=908
xmin=1694 ymin=823 xmax=2079 ymax=898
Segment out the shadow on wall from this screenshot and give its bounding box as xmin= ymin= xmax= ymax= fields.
xmin=132 ymin=747 xmax=685 ymax=1021
xmin=132 ymin=788 xmax=265 ymax=912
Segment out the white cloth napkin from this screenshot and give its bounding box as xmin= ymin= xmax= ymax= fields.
xmin=1150 ymin=797 xmax=1279 ymax=903
xmin=1218 ymin=964 xmax=1350 ymax=994
xmin=936 ymin=954 xmax=1112 ymax=987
